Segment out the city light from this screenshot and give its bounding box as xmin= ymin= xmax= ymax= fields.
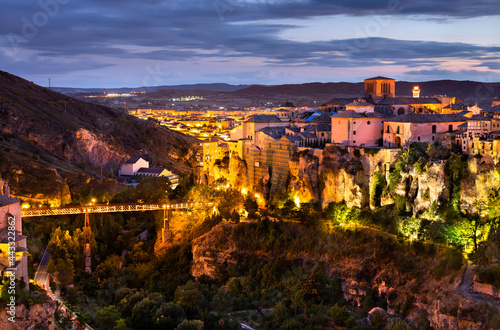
xmin=294 ymin=194 xmax=301 ymax=208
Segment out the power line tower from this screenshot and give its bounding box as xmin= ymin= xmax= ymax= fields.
xmin=48 ymin=78 xmax=52 ymax=90
xmin=162 ymin=208 xmax=172 ymax=243
xmin=83 ymin=213 xmax=92 ymax=274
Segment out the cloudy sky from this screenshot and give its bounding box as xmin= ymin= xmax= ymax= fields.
xmin=0 ymin=0 xmax=499 ymax=88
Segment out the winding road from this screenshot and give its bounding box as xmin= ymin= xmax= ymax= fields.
xmin=458 ymin=261 xmax=500 ymax=307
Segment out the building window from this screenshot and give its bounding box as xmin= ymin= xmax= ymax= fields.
xmin=353 ymin=141 xmax=356 ymax=144
xmin=432 ymin=125 xmax=436 ymax=134
xmin=418 ymin=136 xmax=420 ymax=141
xmin=386 ymin=126 xmax=390 ymax=133
xmin=396 ymin=126 xmax=400 ymax=134
xmin=432 ymin=136 xmax=435 ymax=141
xmin=367 ymin=121 xmax=371 ymax=125
xmin=353 ymin=131 xmax=356 ymax=135
xmin=321 ymin=132 xmax=324 ymax=137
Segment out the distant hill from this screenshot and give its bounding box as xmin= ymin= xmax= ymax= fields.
xmin=54 ymin=83 xmax=252 ymax=94
xmin=0 ymin=71 xmax=198 ymax=202
xmin=232 ymin=80 xmax=500 ymax=108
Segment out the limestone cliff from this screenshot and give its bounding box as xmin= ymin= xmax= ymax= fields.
xmin=212 ymin=155 xmax=247 ymax=189
xmin=461 ymin=159 xmax=500 ymax=214
xmin=288 ymin=146 xmax=498 ymax=216
xmin=0 ymin=301 xmax=57 ymax=330
xmin=290 ymin=146 xmax=399 ymax=209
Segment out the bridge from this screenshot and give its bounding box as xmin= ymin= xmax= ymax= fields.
xmin=24 ymin=202 xmax=195 ymax=274
xmin=21 ymin=202 xmax=195 ymax=217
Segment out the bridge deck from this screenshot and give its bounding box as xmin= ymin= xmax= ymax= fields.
xmin=22 ymin=202 xmax=195 ymax=217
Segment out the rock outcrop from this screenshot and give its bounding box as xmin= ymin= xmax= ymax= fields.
xmin=0 ymin=301 xmax=57 ymax=330
xmin=287 ymin=145 xmax=499 ymax=216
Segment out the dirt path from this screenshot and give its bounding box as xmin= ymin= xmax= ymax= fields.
xmin=458 ymin=261 xmax=500 ymax=307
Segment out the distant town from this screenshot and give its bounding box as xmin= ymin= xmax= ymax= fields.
xmin=120 ymin=76 xmax=500 ymax=197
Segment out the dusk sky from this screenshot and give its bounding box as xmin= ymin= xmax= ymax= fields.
xmin=1 ymin=0 xmax=499 ymax=88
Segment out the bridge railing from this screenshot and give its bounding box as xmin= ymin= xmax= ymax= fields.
xmin=22 ymin=202 xmax=196 ymax=217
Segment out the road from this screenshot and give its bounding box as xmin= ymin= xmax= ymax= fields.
xmin=34 ymin=248 xmax=51 ymax=289
xmin=34 ymin=249 xmax=93 ymax=330
xmin=458 ymin=261 xmax=500 ymax=307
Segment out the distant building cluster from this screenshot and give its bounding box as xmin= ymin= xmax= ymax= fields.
xmin=193 ymin=76 xmax=500 ymax=197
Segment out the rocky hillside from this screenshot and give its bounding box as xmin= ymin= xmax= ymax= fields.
xmin=192 ymin=222 xmax=497 ymax=329
xmin=0 ymin=71 xmax=198 ymax=202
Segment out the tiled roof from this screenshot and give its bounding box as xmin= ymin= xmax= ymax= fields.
xmin=346 ymin=99 xmax=375 ymax=107
xmin=315 ymin=124 xmax=332 ymax=131
xmin=244 ymin=114 xmax=282 ymax=123
xmin=483 ymin=105 xmax=500 ymax=113
xmin=376 ymin=98 xmax=409 ymax=105
xmin=0 ymin=195 xmax=20 ymax=207
xmin=309 ymin=113 xmax=332 ymax=122
xmin=468 ymin=115 xmax=491 ymax=121
xmin=387 ymin=114 xmax=467 ymax=123
xmin=125 ymin=156 xmax=143 ymax=164
xmin=285 ymin=127 xmax=301 ymax=133
xmin=443 ymin=103 xmax=468 ymax=110
xmin=136 ymin=167 xmax=165 ymax=174
xmin=397 ymin=97 xmax=441 ymax=104
xmin=258 ymin=126 xmax=286 ymax=139
xmin=283 ymin=135 xmax=303 ymax=143
xmin=331 ymin=111 xmax=389 ymax=119
xmin=299 ymin=132 xmax=317 ymax=139
xmin=365 ymin=76 xmax=395 ymax=80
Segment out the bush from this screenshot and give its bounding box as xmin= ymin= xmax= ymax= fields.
xmin=175 ymin=319 xmax=203 ymax=330
xmin=328 ymin=304 xmax=350 ymax=327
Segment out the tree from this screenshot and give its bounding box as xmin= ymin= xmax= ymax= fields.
xmin=131 ymin=293 xmax=165 ymax=329
xmin=174 ymin=281 xmax=209 ymax=317
xmin=113 ymin=319 xmax=129 ymax=330
xmin=175 ymin=319 xmax=204 ymax=330
xmin=244 ymin=195 xmax=259 ymax=218
xmin=47 ymin=258 xmax=74 ymax=287
xmin=95 ymin=305 xmax=122 ymax=330
xmin=154 ymin=302 xmax=186 ymax=329
xmin=211 ymin=288 xmax=233 ymax=315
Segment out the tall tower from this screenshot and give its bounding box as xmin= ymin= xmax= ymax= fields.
xmin=413 ymin=86 xmax=420 ymax=98
xmin=364 ymin=76 xmax=396 ymax=99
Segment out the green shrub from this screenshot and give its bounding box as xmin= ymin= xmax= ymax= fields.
xmin=327 ymin=304 xmax=350 ymax=327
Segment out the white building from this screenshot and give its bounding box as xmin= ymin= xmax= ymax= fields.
xmin=119 ymin=157 xmax=149 ymax=176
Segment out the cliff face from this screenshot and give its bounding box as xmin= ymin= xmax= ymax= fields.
xmin=288 ymin=146 xmax=498 ymax=215
xmin=290 ymin=146 xmax=397 ymax=209
xmin=212 ymin=155 xmax=247 ymax=189
xmin=0 ymin=301 xmax=57 ymax=330
xmin=461 ymin=159 xmax=500 ymax=214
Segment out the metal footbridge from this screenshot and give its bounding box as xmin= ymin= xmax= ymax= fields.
xmin=23 ymin=202 xmax=194 ymax=274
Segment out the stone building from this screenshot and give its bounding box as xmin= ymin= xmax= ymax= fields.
xmin=0 ymin=179 xmax=29 ymax=290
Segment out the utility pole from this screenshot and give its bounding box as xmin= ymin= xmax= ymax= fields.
xmin=84 ymin=213 xmax=92 ymax=274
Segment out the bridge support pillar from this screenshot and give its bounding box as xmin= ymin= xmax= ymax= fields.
xmin=84 ymin=213 xmax=91 ymax=274
xmin=162 ymin=209 xmax=172 ymax=243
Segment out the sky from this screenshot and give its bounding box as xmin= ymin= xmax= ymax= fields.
xmin=0 ymin=0 xmax=499 ymax=88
